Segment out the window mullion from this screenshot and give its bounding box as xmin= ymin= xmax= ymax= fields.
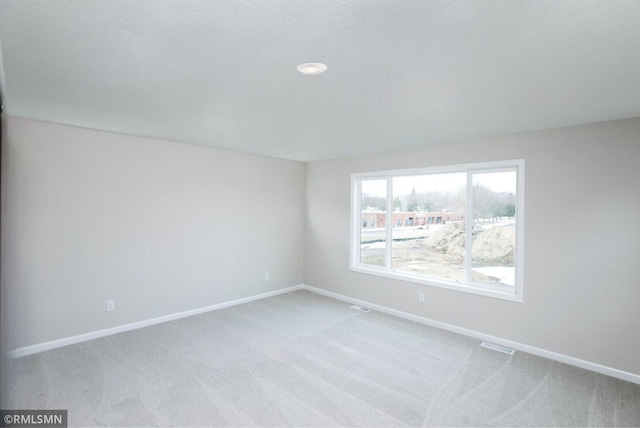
xmin=355 ymin=179 xmax=362 ymax=267
xmin=465 ymin=172 xmax=473 ymax=284
xmin=386 ymin=177 xmax=393 ymax=271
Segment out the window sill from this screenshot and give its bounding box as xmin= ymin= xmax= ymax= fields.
xmin=350 ymin=265 xmax=523 ymax=302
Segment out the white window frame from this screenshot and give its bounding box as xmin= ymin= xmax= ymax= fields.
xmin=350 ymin=159 xmax=525 ymax=302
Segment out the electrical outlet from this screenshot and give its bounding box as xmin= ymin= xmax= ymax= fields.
xmin=418 ymin=292 xmax=425 ymax=303
xmin=106 ymin=300 xmax=115 ymax=311
xmin=264 ymin=273 xmax=270 ymax=281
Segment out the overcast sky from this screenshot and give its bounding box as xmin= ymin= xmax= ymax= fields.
xmin=362 ymin=171 xmax=516 ymax=198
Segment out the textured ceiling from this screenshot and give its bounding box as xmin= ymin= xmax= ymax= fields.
xmin=1 ymin=1 xmax=639 ymax=162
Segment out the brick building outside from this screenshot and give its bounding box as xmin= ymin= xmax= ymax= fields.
xmin=361 ymin=210 xmax=462 ymax=229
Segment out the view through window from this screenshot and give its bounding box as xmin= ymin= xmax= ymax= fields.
xmin=352 ymin=160 xmax=524 ymax=301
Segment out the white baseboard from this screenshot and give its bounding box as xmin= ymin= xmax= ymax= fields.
xmin=301 ymin=284 xmax=640 ymax=385
xmin=6 ymin=284 xmax=305 ymax=359
xmin=7 ymin=283 xmax=639 ymax=385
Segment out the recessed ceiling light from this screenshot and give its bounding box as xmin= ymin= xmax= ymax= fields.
xmin=297 ymin=62 xmax=327 ymax=75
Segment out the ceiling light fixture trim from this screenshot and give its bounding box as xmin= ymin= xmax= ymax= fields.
xmin=297 ymin=62 xmax=328 ymax=75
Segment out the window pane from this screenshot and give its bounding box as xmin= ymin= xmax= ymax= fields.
xmin=391 ymin=173 xmax=466 ymax=282
xmin=471 ymin=171 xmax=517 ymax=286
xmin=360 ymin=179 xmax=387 ymax=266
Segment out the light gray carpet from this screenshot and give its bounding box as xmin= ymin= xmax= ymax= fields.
xmin=2 ymin=290 xmax=639 ymax=427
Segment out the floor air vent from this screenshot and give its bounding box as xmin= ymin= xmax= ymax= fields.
xmin=350 ymin=305 xmax=371 ymax=313
xmin=480 ymin=342 xmax=515 ymax=355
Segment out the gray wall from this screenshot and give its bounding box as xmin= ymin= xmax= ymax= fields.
xmin=3 ymin=116 xmax=639 ymax=377
xmin=305 ymin=117 xmax=640 ymax=376
xmin=1 ymin=118 xmax=305 ymax=351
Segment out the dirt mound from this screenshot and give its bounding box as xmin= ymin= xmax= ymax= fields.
xmin=428 ymin=222 xmax=466 ymax=256
xmin=427 ymin=222 xmax=514 ymax=265
xmin=472 ymin=224 xmax=515 ymax=265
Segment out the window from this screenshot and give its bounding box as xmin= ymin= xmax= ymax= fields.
xmin=351 ymin=160 xmax=524 ymax=302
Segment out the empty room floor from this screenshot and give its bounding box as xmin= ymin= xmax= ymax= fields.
xmin=3 ymin=290 xmax=640 ymax=427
